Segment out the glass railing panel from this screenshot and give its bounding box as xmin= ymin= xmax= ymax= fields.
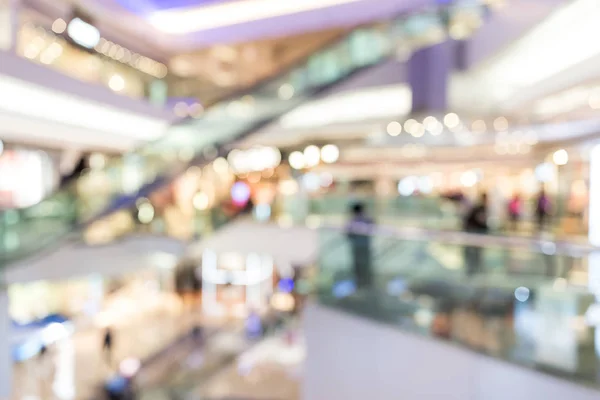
xmin=0 ymin=1 xmax=489 ymax=266
xmin=283 ymin=193 xmax=582 ymax=235
xmin=316 ymin=226 xmax=600 ymax=385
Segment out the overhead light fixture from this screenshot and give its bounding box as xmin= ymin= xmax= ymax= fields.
xmin=67 ymin=17 xmax=100 ymax=49
xmin=552 ymin=149 xmax=569 ymax=166
xmin=52 ymin=18 xmax=67 ymax=34
xmin=321 ymin=144 xmax=340 ymax=164
xmin=108 ymin=74 xmax=126 ymax=92
xmin=148 ymin=0 xmax=363 ymax=34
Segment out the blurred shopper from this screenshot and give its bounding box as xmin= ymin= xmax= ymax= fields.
xmin=463 ymin=193 xmax=489 ymax=276
xmin=464 ymin=193 xmax=489 ymax=234
xmin=535 ymin=188 xmax=551 ymax=231
xmin=103 ymin=327 xmax=114 ymax=364
xmin=192 ymin=325 xmax=203 ymax=343
xmin=60 ymin=155 xmax=87 ymax=187
xmin=346 ymin=203 xmax=374 ymax=289
xmin=507 ymin=194 xmax=523 ymax=231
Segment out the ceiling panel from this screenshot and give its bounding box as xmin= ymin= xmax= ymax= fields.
xmin=64 ymin=0 xmax=426 ymax=52
xmin=115 ymin=0 xmax=223 ymax=13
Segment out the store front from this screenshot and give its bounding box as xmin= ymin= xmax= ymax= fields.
xmin=0 ymin=148 xmax=56 ymax=208
xmin=7 ymin=265 xmax=180 ymax=361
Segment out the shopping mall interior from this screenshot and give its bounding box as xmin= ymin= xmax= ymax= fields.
xmin=1 ymin=0 xmax=600 ymax=398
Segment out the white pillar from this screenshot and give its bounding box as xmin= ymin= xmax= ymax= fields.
xmin=589 ymin=145 xmax=600 ymax=245
xmin=0 ymin=281 xmax=11 ymax=399
xmin=0 ymin=0 xmax=12 ymax=51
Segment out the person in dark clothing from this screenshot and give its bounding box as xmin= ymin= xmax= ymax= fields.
xmin=463 ymin=193 xmax=489 ymax=276
xmin=103 ymin=327 xmax=114 ymax=364
xmin=535 ymin=188 xmax=551 ymax=231
xmin=346 ymin=203 xmax=374 ymax=289
xmin=60 ymin=156 xmax=87 ymax=187
xmin=464 ymin=193 xmax=489 ymax=234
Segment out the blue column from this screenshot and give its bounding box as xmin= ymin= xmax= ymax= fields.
xmin=407 ymin=42 xmax=452 ymax=113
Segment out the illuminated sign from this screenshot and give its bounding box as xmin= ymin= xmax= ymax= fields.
xmin=67 ymin=17 xmax=100 ymax=49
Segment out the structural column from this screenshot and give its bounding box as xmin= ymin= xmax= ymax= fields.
xmin=407 ymin=42 xmax=452 ymax=113
xmin=0 ymin=279 xmax=11 ymax=399
xmin=589 ymin=145 xmax=600 ymax=246
xmin=0 ymin=0 xmax=19 ymax=52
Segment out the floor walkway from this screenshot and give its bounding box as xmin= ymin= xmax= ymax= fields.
xmin=11 ymin=307 xmax=200 ymax=400
xmin=194 ymin=327 xmax=304 ymax=400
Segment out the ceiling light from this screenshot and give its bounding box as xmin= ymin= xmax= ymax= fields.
xmin=411 ymin=123 xmax=425 ymax=138
xmin=423 ymin=116 xmax=438 ymax=131
xmin=303 ymin=145 xmax=321 ymax=167
xmin=386 ymin=121 xmax=402 ymax=136
xmin=39 ymin=50 xmax=55 ymax=65
xmin=321 ymin=144 xmax=340 ymax=164
xmin=47 ymin=42 xmax=63 ymax=58
xmin=398 ymin=177 xmax=416 ymax=197
xmin=471 ymin=120 xmax=486 ymax=133
xmin=429 ymin=122 xmax=444 ymax=136
xmin=460 ymin=170 xmax=478 ymax=187
xmin=52 ymin=18 xmax=67 ymax=34
xmin=108 ymin=74 xmax=125 ymax=92
xmin=148 ymin=0 xmax=364 ymax=34
xmin=493 ymin=116 xmax=508 ymax=131
xmin=553 ymin=149 xmax=569 ymax=166
xmin=67 ymin=18 xmax=100 ymax=49
xmin=24 ymin=45 xmax=40 ymax=59
xmin=288 ymin=151 xmax=305 ymax=170
xmin=443 ymin=113 xmax=460 ymax=128
xmin=404 ymin=118 xmax=418 ymax=133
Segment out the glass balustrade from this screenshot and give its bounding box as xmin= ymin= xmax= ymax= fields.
xmin=0 ymin=1 xmax=489 ymax=266
xmin=278 ymin=193 xmax=583 ymax=236
xmin=315 ymin=226 xmax=600 ymax=386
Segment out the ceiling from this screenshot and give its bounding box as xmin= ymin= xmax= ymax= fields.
xmin=49 ymin=0 xmax=426 ymax=53
xmin=115 ymin=0 xmax=221 ymax=13
xmin=168 ymin=28 xmax=347 ymax=103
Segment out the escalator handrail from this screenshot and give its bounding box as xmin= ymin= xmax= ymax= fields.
xmin=0 ymin=0 xmax=490 ymax=266
xmin=1 ymin=0 xmax=479 ymax=213
xmin=325 ymin=224 xmax=596 ymax=255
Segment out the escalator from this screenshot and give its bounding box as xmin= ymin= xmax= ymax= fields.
xmin=0 ymin=0 xmax=492 ymax=268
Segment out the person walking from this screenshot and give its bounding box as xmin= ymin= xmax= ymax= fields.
xmin=103 ymin=327 xmax=114 ymax=365
xmin=535 ymin=188 xmax=551 ymax=232
xmin=346 ymin=203 xmax=374 ymax=289
xmin=463 ymin=193 xmax=489 ymax=276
